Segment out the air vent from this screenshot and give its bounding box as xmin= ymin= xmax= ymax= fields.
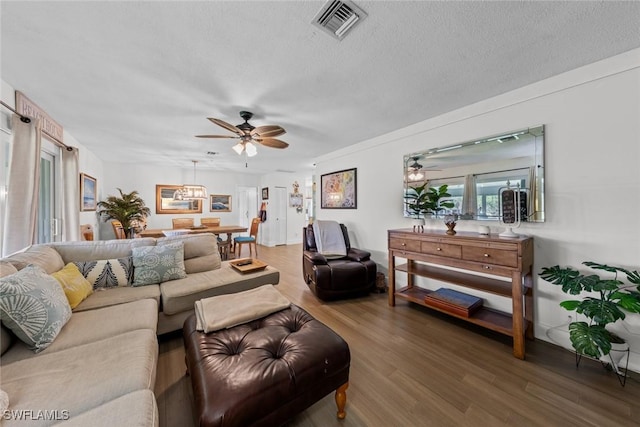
xmin=312 ymin=0 xmax=367 ymax=40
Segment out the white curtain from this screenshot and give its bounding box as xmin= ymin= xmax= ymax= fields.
xmin=461 ymin=174 xmax=477 ymax=217
xmin=62 ymin=147 xmax=80 ymax=241
xmin=2 ymin=115 xmax=41 ymax=256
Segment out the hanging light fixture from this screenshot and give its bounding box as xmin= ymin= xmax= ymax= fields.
xmin=173 ymin=160 xmax=208 ymax=200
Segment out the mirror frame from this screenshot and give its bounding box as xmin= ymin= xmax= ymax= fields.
xmin=403 ymin=125 xmax=545 ymax=222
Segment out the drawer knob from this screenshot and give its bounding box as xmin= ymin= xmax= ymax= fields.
xmin=436 ymin=247 xmax=442 ymax=251
xmin=484 ymin=266 xmax=492 ymax=270
xmin=484 ymin=253 xmax=490 ymax=257
xmin=401 ymin=243 xmax=406 ymax=246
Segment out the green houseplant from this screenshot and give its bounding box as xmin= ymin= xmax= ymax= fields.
xmin=97 ymin=188 xmax=151 ymax=238
xmin=404 ymin=183 xmax=455 ymax=220
xmin=540 ymin=261 xmax=640 ymax=360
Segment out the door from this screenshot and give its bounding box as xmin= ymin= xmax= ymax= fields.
xmin=237 ymin=186 xmax=258 ymax=230
xmin=38 ymin=139 xmax=62 ymax=243
xmin=272 ymin=187 xmax=287 ymax=246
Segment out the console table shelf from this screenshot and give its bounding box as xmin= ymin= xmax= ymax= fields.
xmin=388 ymin=229 xmax=534 ymax=359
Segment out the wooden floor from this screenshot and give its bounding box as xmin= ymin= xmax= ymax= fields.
xmin=155 ymin=244 xmax=640 ymax=427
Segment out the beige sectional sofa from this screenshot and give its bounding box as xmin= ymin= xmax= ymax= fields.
xmin=0 ymin=233 xmax=280 ymax=426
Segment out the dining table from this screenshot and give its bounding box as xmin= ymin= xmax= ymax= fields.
xmin=136 ymin=225 xmax=248 ymax=251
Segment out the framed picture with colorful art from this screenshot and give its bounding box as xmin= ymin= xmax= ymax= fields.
xmin=210 ymin=194 xmax=232 ymax=212
xmin=320 ymin=168 xmax=357 ymax=209
xmin=80 ymin=173 xmax=97 ymax=211
xmin=261 ymin=187 xmax=269 ymax=200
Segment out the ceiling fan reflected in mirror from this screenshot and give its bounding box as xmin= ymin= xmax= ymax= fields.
xmin=196 ymin=111 xmax=289 ymax=157
xmin=407 ymin=156 xmax=442 ymax=181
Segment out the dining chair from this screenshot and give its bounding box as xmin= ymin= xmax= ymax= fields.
xmin=80 ymin=224 xmax=94 ymax=241
xmin=200 ymin=217 xmax=221 ymax=227
xmin=111 ymin=220 xmax=126 ymax=239
xmin=172 ymin=218 xmax=195 ymax=229
xmin=234 ymin=217 xmax=260 ymax=258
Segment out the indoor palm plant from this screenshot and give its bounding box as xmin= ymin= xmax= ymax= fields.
xmin=97 ymin=188 xmax=151 ymax=238
xmin=540 ymin=261 xmax=640 ymax=361
xmin=404 ymin=183 xmax=454 ymax=221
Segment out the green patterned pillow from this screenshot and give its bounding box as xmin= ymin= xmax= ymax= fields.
xmin=0 ymin=265 xmax=72 ymax=353
xmin=73 ymin=257 xmax=133 ymax=289
xmin=132 ymin=242 xmax=187 ymax=286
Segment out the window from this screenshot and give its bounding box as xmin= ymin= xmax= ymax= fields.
xmin=475 ymin=169 xmax=528 ymax=220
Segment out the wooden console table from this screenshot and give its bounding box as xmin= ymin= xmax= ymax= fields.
xmin=388 ymin=229 xmax=534 ymax=359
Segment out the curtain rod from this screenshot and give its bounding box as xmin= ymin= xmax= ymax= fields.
xmin=0 ymin=100 xmax=72 ymax=151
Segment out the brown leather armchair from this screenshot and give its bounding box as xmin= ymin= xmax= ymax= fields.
xmin=302 ymin=224 xmax=376 ymax=300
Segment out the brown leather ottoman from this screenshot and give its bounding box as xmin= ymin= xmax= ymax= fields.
xmin=183 ymin=304 xmax=350 ymax=427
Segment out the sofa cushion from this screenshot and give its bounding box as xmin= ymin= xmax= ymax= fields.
xmin=51 ymin=263 xmax=93 ymax=308
xmin=132 ymin=242 xmax=187 ymax=286
xmin=52 ymin=390 xmax=158 ymax=427
xmin=157 ymin=233 xmax=221 ymax=273
xmin=160 ymin=263 xmax=280 ymax=315
xmin=1 ymin=323 xmax=14 ymax=355
xmin=1 ymin=298 xmax=158 ymax=364
xmin=73 ymin=257 xmax=134 ymax=289
xmin=3 ymin=245 xmax=65 ymax=274
xmin=0 ymin=261 xmax=18 ymax=278
xmin=72 ymin=285 xmax=161 ymax=312
xmin=0 ymin=265 xmax=72 ymax=353
xmin=1 ymin=329 xmax=158 ymax=427
xmin=49 ymin=238 xmax=157 ymax=263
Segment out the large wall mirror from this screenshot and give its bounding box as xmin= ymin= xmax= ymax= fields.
xmin=404 ymin=125 xmax=545 ymax=222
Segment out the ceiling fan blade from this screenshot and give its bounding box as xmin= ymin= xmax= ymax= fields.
xmin=208 ymin=118 xmax=243 ymax=136
xmin=255 ymin=137 xmax=289 ymax=149
xmin=251 ymin=125 xmax=286 ymax=138
xmin=195 ymin=135 xmax=240 ymax=139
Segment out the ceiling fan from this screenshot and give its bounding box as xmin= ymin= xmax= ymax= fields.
xmin=196 ymin=111 xmax=289 ymax=157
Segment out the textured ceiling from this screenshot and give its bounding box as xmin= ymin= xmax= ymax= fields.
xmin=2 ymin=1 xmax=640 ymax=174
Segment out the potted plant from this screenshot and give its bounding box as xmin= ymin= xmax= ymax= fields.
xmin=540 ymin=261 xmax=640 ymax=365
xmin=97 ymin=188 xmax=151 ymax=238
xmin=404 ymin=184 xmax=454 ymax=227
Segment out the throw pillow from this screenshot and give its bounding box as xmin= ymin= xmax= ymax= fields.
xmin=0 ymin=265 xmax=72 ymax=353
xmin=51 ymin=263 xmax=93 ymax=309
xmin=132 ymin=242 xmax=187 ymax=286
xmin=0 ymin=389 xmax=8 ymax=416
xmin=73 ymin=257 xmax=133 ymax=289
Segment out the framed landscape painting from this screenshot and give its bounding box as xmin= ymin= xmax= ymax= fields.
xmin=321 ymin=168 xmax=357 ymax=209
xmin=155 ymin=184 xmax=202 ymax=214
xmin=80 ymin=173 xmax=97 ymax=211
xmin=210 ymin=194 xmax=231 ymax=212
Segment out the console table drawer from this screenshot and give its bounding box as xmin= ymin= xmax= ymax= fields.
xmin=389 ymin=237 xmax=421 ymax=252
xmin=421 ymin=242 xmax=461 ymax=258
xmin=462 ymin=246 xmax=518 ymax=268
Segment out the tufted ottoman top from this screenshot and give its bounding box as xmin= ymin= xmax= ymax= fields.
xmin=183 ymin=304 xmax=350 ymax=427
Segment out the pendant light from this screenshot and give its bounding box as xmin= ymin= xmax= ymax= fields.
xmin=173 ymin=160 xmax=208 ymax=200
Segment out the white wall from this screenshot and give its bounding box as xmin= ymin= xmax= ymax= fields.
xmin=101 ymin=162 xmax=261 ymax=239
xmin=314 ymin=49 xmax=640 ymax=370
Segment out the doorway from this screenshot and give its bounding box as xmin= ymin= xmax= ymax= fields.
xmin=272 ymin=187 xmax=287 ymax=246
xmin=236 ymin=186 xmax=258 ymax=230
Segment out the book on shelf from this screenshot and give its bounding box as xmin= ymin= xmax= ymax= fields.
xmin=424 ymin=288 xmax=483 ymax=318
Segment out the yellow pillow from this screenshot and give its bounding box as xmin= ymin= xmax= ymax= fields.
xmin=51 ymin=263 xmax=93 ymax=309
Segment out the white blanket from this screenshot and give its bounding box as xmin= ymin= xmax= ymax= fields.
xmin=312 ymin=220 xmax=347 ymax=258
xmin=195 ymin=285 xmax=290 ymax=333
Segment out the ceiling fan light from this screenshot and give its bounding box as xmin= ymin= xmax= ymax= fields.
xmin=232 ymin=143 xmax=244 ymax=155
xmin=245 ymin=142 xmax=258 ymax=157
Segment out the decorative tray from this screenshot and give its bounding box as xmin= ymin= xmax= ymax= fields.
xmin=230 ymin=258 xmax=268 ymax=273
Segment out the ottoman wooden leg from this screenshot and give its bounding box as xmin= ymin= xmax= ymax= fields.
xmin=335 ymin=382 xmax=349 ymax=419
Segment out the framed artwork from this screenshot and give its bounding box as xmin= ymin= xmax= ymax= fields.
xmin=155 ymin=184 xmax=202 ymax=214
xmin=321 ymin=168 xmax=357 ymax=209
xmin=80 ymin=173 xmax=97 ymax=211
xmin=262 ymin=187 xmax=269 ymax=200
xmin=210 ymin=194 xmax=232 ymax=212
xmin=289 ymin=193 xmax=303 ymax=208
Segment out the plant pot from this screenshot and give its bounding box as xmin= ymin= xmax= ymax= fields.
xmin=607 ymin=340 xmax=630 ymax=369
